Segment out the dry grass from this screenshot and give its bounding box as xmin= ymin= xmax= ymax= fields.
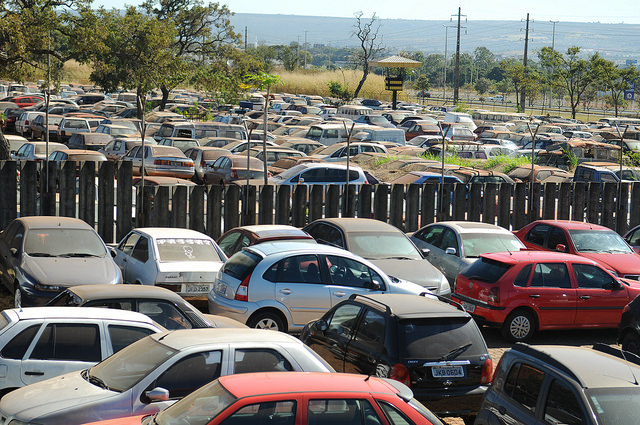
xmin=61 ymin=60 xmax=93 ymax=85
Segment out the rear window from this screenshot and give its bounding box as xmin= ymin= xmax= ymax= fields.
xmin=399 ymin=317 xmax=487 ymax=358
xmin=461 ymin=258 xmax=511 ymax=283
xmin=221 ymin=250 xmax=261 ymax=281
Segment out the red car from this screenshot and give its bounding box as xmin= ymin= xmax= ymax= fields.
xmin=81 ymin=372 xmax=443 ymax=425
xmin=217 ymin=225 xmax=315 ymax=257
xmin=515 ymin=220 xmax=640 ymax=280
xmin=452 ymin=250 xmax=640 ymax=342
xmin=9 ymin=95 xmax=44 ymax=108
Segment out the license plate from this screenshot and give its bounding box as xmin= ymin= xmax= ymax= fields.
xmin=461 ymin=301 xmax=475 ymax=313
xmin=184 ymin=284 xmax=211 ymax=293
xmin=171 ymin=161 xmax=181 ymax=166
xmin=432 ymin=366 xmax=464 ymax=378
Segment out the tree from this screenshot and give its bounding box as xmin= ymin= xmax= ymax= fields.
xmin=473 ymin=47 xmax=496 ymax=79
xmin=351 ymin=12 xmax=384 ymax=98
xmin=413 ymin=74 xmax=430 ymax=97
xmin=422 ymin=54 xmax=445 ymax=86
xmin=475 ymin=77 xmax=490 ymax=95
xmin=538 ymin=46 xmax=599 ymax=119
xmin=500 ymin=59 xmax=526 ymax=111
xmin=592 ymin=56 xmax=639 ymax=117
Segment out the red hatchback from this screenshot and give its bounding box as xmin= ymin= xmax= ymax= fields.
xmin=515 ymin=220 xmax=640 ymax=280
xmin=82 ymin=372 xmax=443 ymax=425
xmin=452 ymin=251 xmax=640 ymax=342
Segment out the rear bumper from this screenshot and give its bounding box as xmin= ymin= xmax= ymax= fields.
xmin=413 ymin=385 xmax=488 ymax=417
xmin=208 ymin=290 xmax=253 ymax=324
xmin=452 ymin=293 xmax=506 ymax=327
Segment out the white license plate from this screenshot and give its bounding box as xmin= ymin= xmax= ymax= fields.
xmin=461 ymin=301 xmax=475 ymax=313
xmin=432 ymin=366 xmax=464 ymax=378
xmin=184 ymin=284 xmax=211 ymax=293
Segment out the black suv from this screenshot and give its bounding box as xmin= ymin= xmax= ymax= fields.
xmin=476 ymin=343 xmax=640 ymax=425
xmin=618 ymin=294 xmax=640 ymax=354
xmin=300 ymin=294 xmax=492 ymax=424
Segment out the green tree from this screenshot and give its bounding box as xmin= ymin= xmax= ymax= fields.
xmin=473 ymin=47 xmax=496 ymax=79
xmin=592 ymin=57 xmax=639 ymax=117
xmin=500 ymin=59 xmax=526 ymax=111
xmin=422 ymin=54 xmax=445 ymax=86
xmin=351 ymin=12 xmax=384 ymax=98
xmin=474 ymin=77 xmax=490 ymax=95
xmin=413 ymin=74 xmax=430 ymax=99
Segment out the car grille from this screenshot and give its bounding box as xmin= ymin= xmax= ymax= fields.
xmin=624 ymin=275 xmax=640 ymax=281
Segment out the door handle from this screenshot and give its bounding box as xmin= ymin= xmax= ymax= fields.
xmin=528 ymin=294 xmax=540 ymax=298
xmin=334 ymin=291 xmax=347 ymax=297
xmin=279 ymin=289 xmax=291 ymax=295
xmin=580 ymin=295 xmax=591 ymax=300
xmin=24 ymin=371 xmax=45 ymax=376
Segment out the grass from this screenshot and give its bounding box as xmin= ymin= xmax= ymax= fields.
xmin=482 ymin=155 xmax=532 ymax=174
xmin=419 ymin=152 xmax=477 ymax=167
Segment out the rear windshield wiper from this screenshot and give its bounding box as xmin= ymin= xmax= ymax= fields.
xmin=439 ymin=342 xmax=472 ymax=361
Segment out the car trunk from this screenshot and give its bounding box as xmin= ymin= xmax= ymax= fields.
xmin=455 ymin=257 xmax=512 ymax=306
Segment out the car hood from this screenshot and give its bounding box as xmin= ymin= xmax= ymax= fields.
xmin=578 ymin=252 xmax=640 ymax=276
xmin=0 ymin=371 xmax=118 ymax=422
xmin=370 ymin=258 xmax=445 ymax=288
xmin=23 ymin=256 xmax=121 ymax=286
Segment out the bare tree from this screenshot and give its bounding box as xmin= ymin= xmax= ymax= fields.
xmin=351 ymin=12 xmax=384 ymax=99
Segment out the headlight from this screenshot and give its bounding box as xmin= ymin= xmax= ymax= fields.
xmin=34 ymin=283 xmax=62 ymax=292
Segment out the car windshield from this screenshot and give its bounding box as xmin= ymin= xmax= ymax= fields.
xmin=87 ymin=336 xmax=177 ymax=392
xmin=348 ymin=232 xmax=422 ymax=260
xmin=399 ymin=317 xmax=487 ymax=358
xmin=586 ymin=387 xmax=640 ymax=425
xmin=568 ymin=229 xmax=633 ymax=253
xmin=156 ymin=238 xmax=223 ymax=262
xmin=155 ymin=380 xmax=237 ymax=425
xmin=461 ymin=258 xmax=511 ymax=283
xmin=461 ymin=234 xmax=525 ymax=258
xmin=24 ymin=228 xmax=107 ymax=257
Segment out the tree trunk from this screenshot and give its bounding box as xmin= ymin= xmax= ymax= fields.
xmin=160 ymin=86 xmax=170 ymax=111
xmin=353 ymin=64 xmax=369 ymax=99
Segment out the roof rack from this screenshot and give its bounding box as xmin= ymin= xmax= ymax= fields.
xmin=593 ymin=343 xmax=640 ymax=368
xmin=511 ymin=343 xmax=585 ymax=387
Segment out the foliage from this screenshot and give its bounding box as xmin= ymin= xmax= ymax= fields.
xmin=419 ymin=151 xmax=475 ymax=167
xmin=562 ymin=148 xmax=579 ymax=169
xmin=351 ymin=12 xmax=384 ymax=98
xmin=591 ymin=56 xmax=639 ymax=117
xmin=373 ymin=155 xmax=398 ymax=166
xmin=328 ymin=81 xmax=351 ymax=101
xmin=474 ymin=77 xmax=490 ymax=94
xmin=482 ymin=155 xmax=531 ymax=174
xmin=413 ymin=74 xmax=431 ymax=93
xmin=453 ymin=102 xmax=468 ymax=112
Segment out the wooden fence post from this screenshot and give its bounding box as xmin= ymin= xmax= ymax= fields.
xmin=453 ymin=183 xmax=467 ymax=221
xmin=421 ymin=183 xmax=436 ymax=227
xmin=513 ymin=183 xmax=527 ymax=230
xmin=116 ymin=161 xmax=133 ymax=242
xmin=468 ymin=183 xmax=482 ymax=222
xmin=373 ymin=184 xmax=389 ymax=222
xmin=59 ymin=162 xmax=76 ymax=218
xmin=542 ymin=183 xmax=556 ymax=220
xmin=557 ymin=183 xmax=571 ymax=221
xmin=206 ymin=185 xmax=224 ymax=239
xmin=482 ymin=183 xmax=497 ymax=225
xmin=275 ymin=185 xmax=290 ymax=225
xmin=172 ymin=185 xmax=188 ymax=228
xmin=97 ymin=161 xmax=115 ymax=243
xmin=40 ymin=160 xmax=58 ymax=216
xmin=20 ymin=161 xmax=37 ymax=219
xmin=405 ymin=184 xmax=420 ymax=232
xmin=78 ymin=161 xmax=95 ymax=226
xmin=0 ymin=161 xmax=17 ymax=229
xmin=389 ymin=184 xmax=405 ymax=230
xmin=497 ymin=183 xmax=511 ymax=229
xmin=189 ymin=185 xmax=206 ymax=232
xmin=223 ymin=184 xmax=240 ymax=232
xmin=602 ymin=182 xmax=616 ymax=230
xmin=586 ymin=182 xmax=601 ymax=224
xmin=572 ymin=182 xmax=586 ymax=222
xmin=617 ymin=183 xmax=630 ymax=235
xmin=154 ymin=186 xmax=170 ymax=227
xmin=342 ymin=184 xmax=356 ymax=217
xmin=258 ymin=185 xmax=274 ymax=225
xmin=292 ymin=185 xmax=308 ymax=227
xmin=309 ymin=185 xmax=324 ymax=222
xmin=326 ymin=185 xmax=340 ymax=218
xmin=357 ymin=184 xmax=372 ymax=219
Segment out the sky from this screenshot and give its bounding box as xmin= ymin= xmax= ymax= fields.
xmin=92 ymin=0 xmax=640 ymax=24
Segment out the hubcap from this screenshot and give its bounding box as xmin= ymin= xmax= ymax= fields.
xmin=256 ymin=318 xmax=278 ymax=330
xmin=510 ymin=315 xmax=530 ymax=339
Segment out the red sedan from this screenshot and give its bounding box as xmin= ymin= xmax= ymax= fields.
xmin=81 ymin=372 xmax=443 ymax=425
xmin=514 ymin=220 xmax=640 ymax=280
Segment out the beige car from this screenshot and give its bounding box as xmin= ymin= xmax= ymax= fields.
xmin=123 ymin=144 xmax=195 ymax=178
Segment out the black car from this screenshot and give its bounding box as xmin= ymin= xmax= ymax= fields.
xmin=618 ymin=294 xmax=640 ymax=354
xmin=300 ymin=293 xmax=492 ymax=424
xmin=476 ymin=343 xmax=640 ymax=425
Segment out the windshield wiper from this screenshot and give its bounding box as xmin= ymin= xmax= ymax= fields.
xmin=439 ymin=342 xmax=472 ymax=361
xmin=27 ymin=252 xmax=55 ymax=257
xmin=383 ymin=256 xmax=414 ymax=260
xmin=84 ymin=370 xmax=114 ymax=391
xmin=59 ymin=253 xmax=101 ymax=258
xmin=576 ymin=248 xmax=600 ymax=252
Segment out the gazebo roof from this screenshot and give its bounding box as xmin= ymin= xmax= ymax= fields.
xmin=369 ymin=55 xmax=422 ymax=68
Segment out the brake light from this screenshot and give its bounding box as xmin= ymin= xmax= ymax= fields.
xmin=230 ymin=169 xmax=238 ymax=179
xmin=487 ymin=287 xmax=500 ymax=304
xmin=389 ymin=363 xmax=410 ymax=386
xmin=480 ymin=358 xmax=493 ymax=384
xmin=155 ymin=159 xmax=171 ymax=165
xmin=235 ymin=273 xmax=251 ymax=301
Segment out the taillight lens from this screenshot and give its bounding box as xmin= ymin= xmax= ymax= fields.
xmin=487 ymin=287 xmax=500 ymax=304
xmin=155 ymin=159 xmax=171 ymax=165
xmin=389 ymin=363 xmax=410 ymax=386
xmin=480 ymin=358 xmax=493 ymax=384
xmin=235 ymin=273 xmax=251 ymax=301
xmin=230 ymin=169 xmax=238 ymax=179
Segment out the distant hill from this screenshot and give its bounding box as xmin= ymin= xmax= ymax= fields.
xmin=230 ymin=13 xmax=640 ymax=62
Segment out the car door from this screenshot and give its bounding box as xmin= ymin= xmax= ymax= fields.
xmin=489 ymin=362 xmax=547 ymax=425
xmin=0 ymin=222 xmax=23 ymax=290
xmin=304 ymin=302 xmax=364 ymax=372
xmin=124 ymin=235 xmax=152 ymax=285
xmin=115 ymin=231 xmax=140 ymax=283
xmin=342 ymin=307 xmax=387 ymax=376
xmin=266 ymin=254 xmax=331 ymax=328
xmin=21 ymin=321 xmax=104 ymax=386
xmin=434 ymin=227 xmax=464 ymax=284
xmin=324 ymin=255 xmax=386 ymax=305
xmin=526 ymin=262 xmax=577 ymax=327
xmin=411 ymin=225 xmax=448 ymax=274
xmin=572 ymin=263 xmax=629 ymax=326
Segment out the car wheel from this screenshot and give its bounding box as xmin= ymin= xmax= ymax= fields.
xmin=248 ymin=311 xmax=285 ymax=332
xmin=502 ymin=310 xmax=536 ymax=342
xmin=622 ymin=332 xmax=640 ymax=355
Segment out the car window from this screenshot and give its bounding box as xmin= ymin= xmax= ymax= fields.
xmin=108 ymin=325 xmax=155 ymax=353
xmin=573 ymin=263 xmax=617 ymax=289
xmin=530 ymin=263 xmax=571 ymax=288
xmin=154 ymin=351 xmax=222 ymax=399
xmin=378 ymin=401 xmax=413 ymax=425
xmin=440 ymin=228 xmax=459 ymax=252
xmin=461 ymin=258 xmax=511 ymax=283
xmin=85 ymin=300 xmax=134 ymax=310
xmin=306 ymin=223 xmax=344 ymax=248
xmin=221 ymin=401 xmax=296 ymax=425
xmin=544 ymin=378 xmax=585 ymax=425
xmin=1 ymin=325 xmax=41 ymax=359
xmin=264 ymin=254 xmax=321 ymax=284
xmin=415 ymin=225 xmax=444 ymax=247
xmin=399 ymin=317 xmax=487 ymax=358
xmin=325 ymin=255 xmax=379 ymax=289
xmin=139 ymin=301 xmax=192 ymax=330
xmin=513 ymin=264 xmax=533 ymax=287
xmin=301 ymin=168 xmax=328 ymax=183
xmin=131 ymin=236 xmax=149 ymax=262
xmin=8 ymin=223 xmax=24 ymax=252
xmin=217 ymin=232 xmax=243 ymax=257
xmin=525 ymin=224 xmax=549 ymax=247
xmin=30 ymin=323 xmax=101 ymax=362
xmin=354 ymin=309 xmax=386 ymax=349
xmin=156 ymin=238 xmax=223 ymax=262
xmin=327 ymin=303 xmax=362 ymax=337
xmin=234 ymin=349 xmax=293 ymax=373
xmin=504 ymin=363 xmax=545 ymax=413
xmin=628 ymin=228 xmax=640 ymax=246
xmin=308 ymin=399 xmax=375 ymax=425
xmin=548 ymin=227 xmax=568 ymax=251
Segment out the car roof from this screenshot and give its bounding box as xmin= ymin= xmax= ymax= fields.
xmin=481 ymin=250 xmax=599 ymax=265
xmin=16 ymin=216 xmax=94 ymax=230
xmin=433 ymin=221 xmax=516 ymax=234
xmin=4 ymin=306 xmax=158 ymax=324
xmin=248 ymin=241 xmax=350 ymax=257
xmin=150 ymin=328 xmax=301 ymax=349
xmin=513 ymin=344 xmax=640 ymax=389
xmin=64 ymin=284 xmax=186 ymax=302
xmin=219 ymin=372 xmax=401 ymax=397
xmin=229 ymin=225 xmax=312 ymax=240
xmin=528 ymin=220 xmax=611 ymax=232
xmin=353 ymin=294 xmax=468 ymax=319
xmin=131 ymin=227 xmax=213 ymax=240
xmin=310 ymin=218 xmax=401 ymax=233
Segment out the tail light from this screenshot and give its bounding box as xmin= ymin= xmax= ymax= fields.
xmin=480 ymin=358 xmax=493 ymax=384
xmin=155 ymin=159 xmax=171 ymax=165
xmin=487 ymin=287 xmax=500 ymax=304
xmin=389 ymin=363 xmax=410 ymax=386
xmin=25 ymin=120 xmax=29 ymax=125
xmin=230 ymin=169 xmax=238 ymax=179
xmin=234 ymin=273 xmax=251 ymax=301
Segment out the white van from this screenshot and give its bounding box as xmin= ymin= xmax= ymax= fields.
xmin=335 ymin=104 xmax=373 ymax=120
xmin=350 ymin=127 xmax=406 ymax=145
xmin=444 ymin=112 xmax=477 ymax=131
xmin=304 ymin=123 xmax=370 ymax=146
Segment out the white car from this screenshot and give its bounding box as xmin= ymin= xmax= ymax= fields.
xmin=113 ymin=228 xmax=227 ymax=301
xmin=268 ymin=163 xmax=369 ymax=185
xmin=0 ymin=307 xmax=163 ymax=396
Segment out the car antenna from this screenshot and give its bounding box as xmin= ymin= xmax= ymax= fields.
xmin=364 ymin=374 xmax=371 ymax=382
xmin=617 ymin=347 xmax=639 ymax=386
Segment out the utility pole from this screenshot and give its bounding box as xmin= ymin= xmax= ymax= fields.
xmin=304 ymin=30 xmax=308 ymax=69
xmin=521 ymin=13 xmax=530 ymax=113
xmin=549 ymin=20 xmax=558 ymax=109
xmin=453 ymin=7 xmax=462 ymax=104
xmin=244 ymin=26 xmax=248 ymax=50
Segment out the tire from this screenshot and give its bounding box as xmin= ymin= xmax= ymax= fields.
xmin=502 ymin=310 xmax=536 ymax=342
xmin=247 ymin=311 xmax=285 ymax=332
xmin=622 ymin=332 xmax=640 ymax=355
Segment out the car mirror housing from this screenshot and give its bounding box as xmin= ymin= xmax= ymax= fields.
xmin=420 ymin=248 xmax=430 ymax=258
xmin=445 ymin=247 xmax=457 ymax=256
xmin=9 ymin=248 xmax=18 ymax=257
xmin=109 ymin=247 xmax=117 ymax=258
xmin=555 ymin=244 xmax=567 ymax=253
xmin=315 ymin=320 xmax=328 ymax=332
xmin=145 ymin=387 xmax=170 ymax=403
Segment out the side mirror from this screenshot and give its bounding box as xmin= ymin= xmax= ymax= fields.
xmin=445 ymin=247 xmax=457 ymax=256
xmin=420 ymin=248 xmax=430 ymax=258
xmin=555 ymin=244 xmax=567 ymax=253
xmin=368 ymin=279 xmax=383 ymax=291
xmin=110 ymin=247 xmax=117 ymax=258
xmin=144 ymin=387 xmax=169 ymax=403
xmin=315 ymin=320 xmax=328 ymax=332
xmin=610 ymin=280 xmax=624 ymax=291
xmin=298 ymin=177 xmax=305 ymax=184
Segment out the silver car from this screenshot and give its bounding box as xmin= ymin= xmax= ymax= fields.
xmin=409 ymin=221 xmax=526 ymax=288
xmin=208 ymin=241 xmax=431 ymax=333
xmin=113 ymin=228 xmax=227 ymax=302
xmin=303 ymin=218 xmax=451 ymax=297
xmin=0 ymin=328 xmax=333 ymax=425
xmin=0 ymin=307 xmax=163 ymax=396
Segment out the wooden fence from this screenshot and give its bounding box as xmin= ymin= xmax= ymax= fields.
xmin=1 ymin=160 xmax=639 ymax=244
